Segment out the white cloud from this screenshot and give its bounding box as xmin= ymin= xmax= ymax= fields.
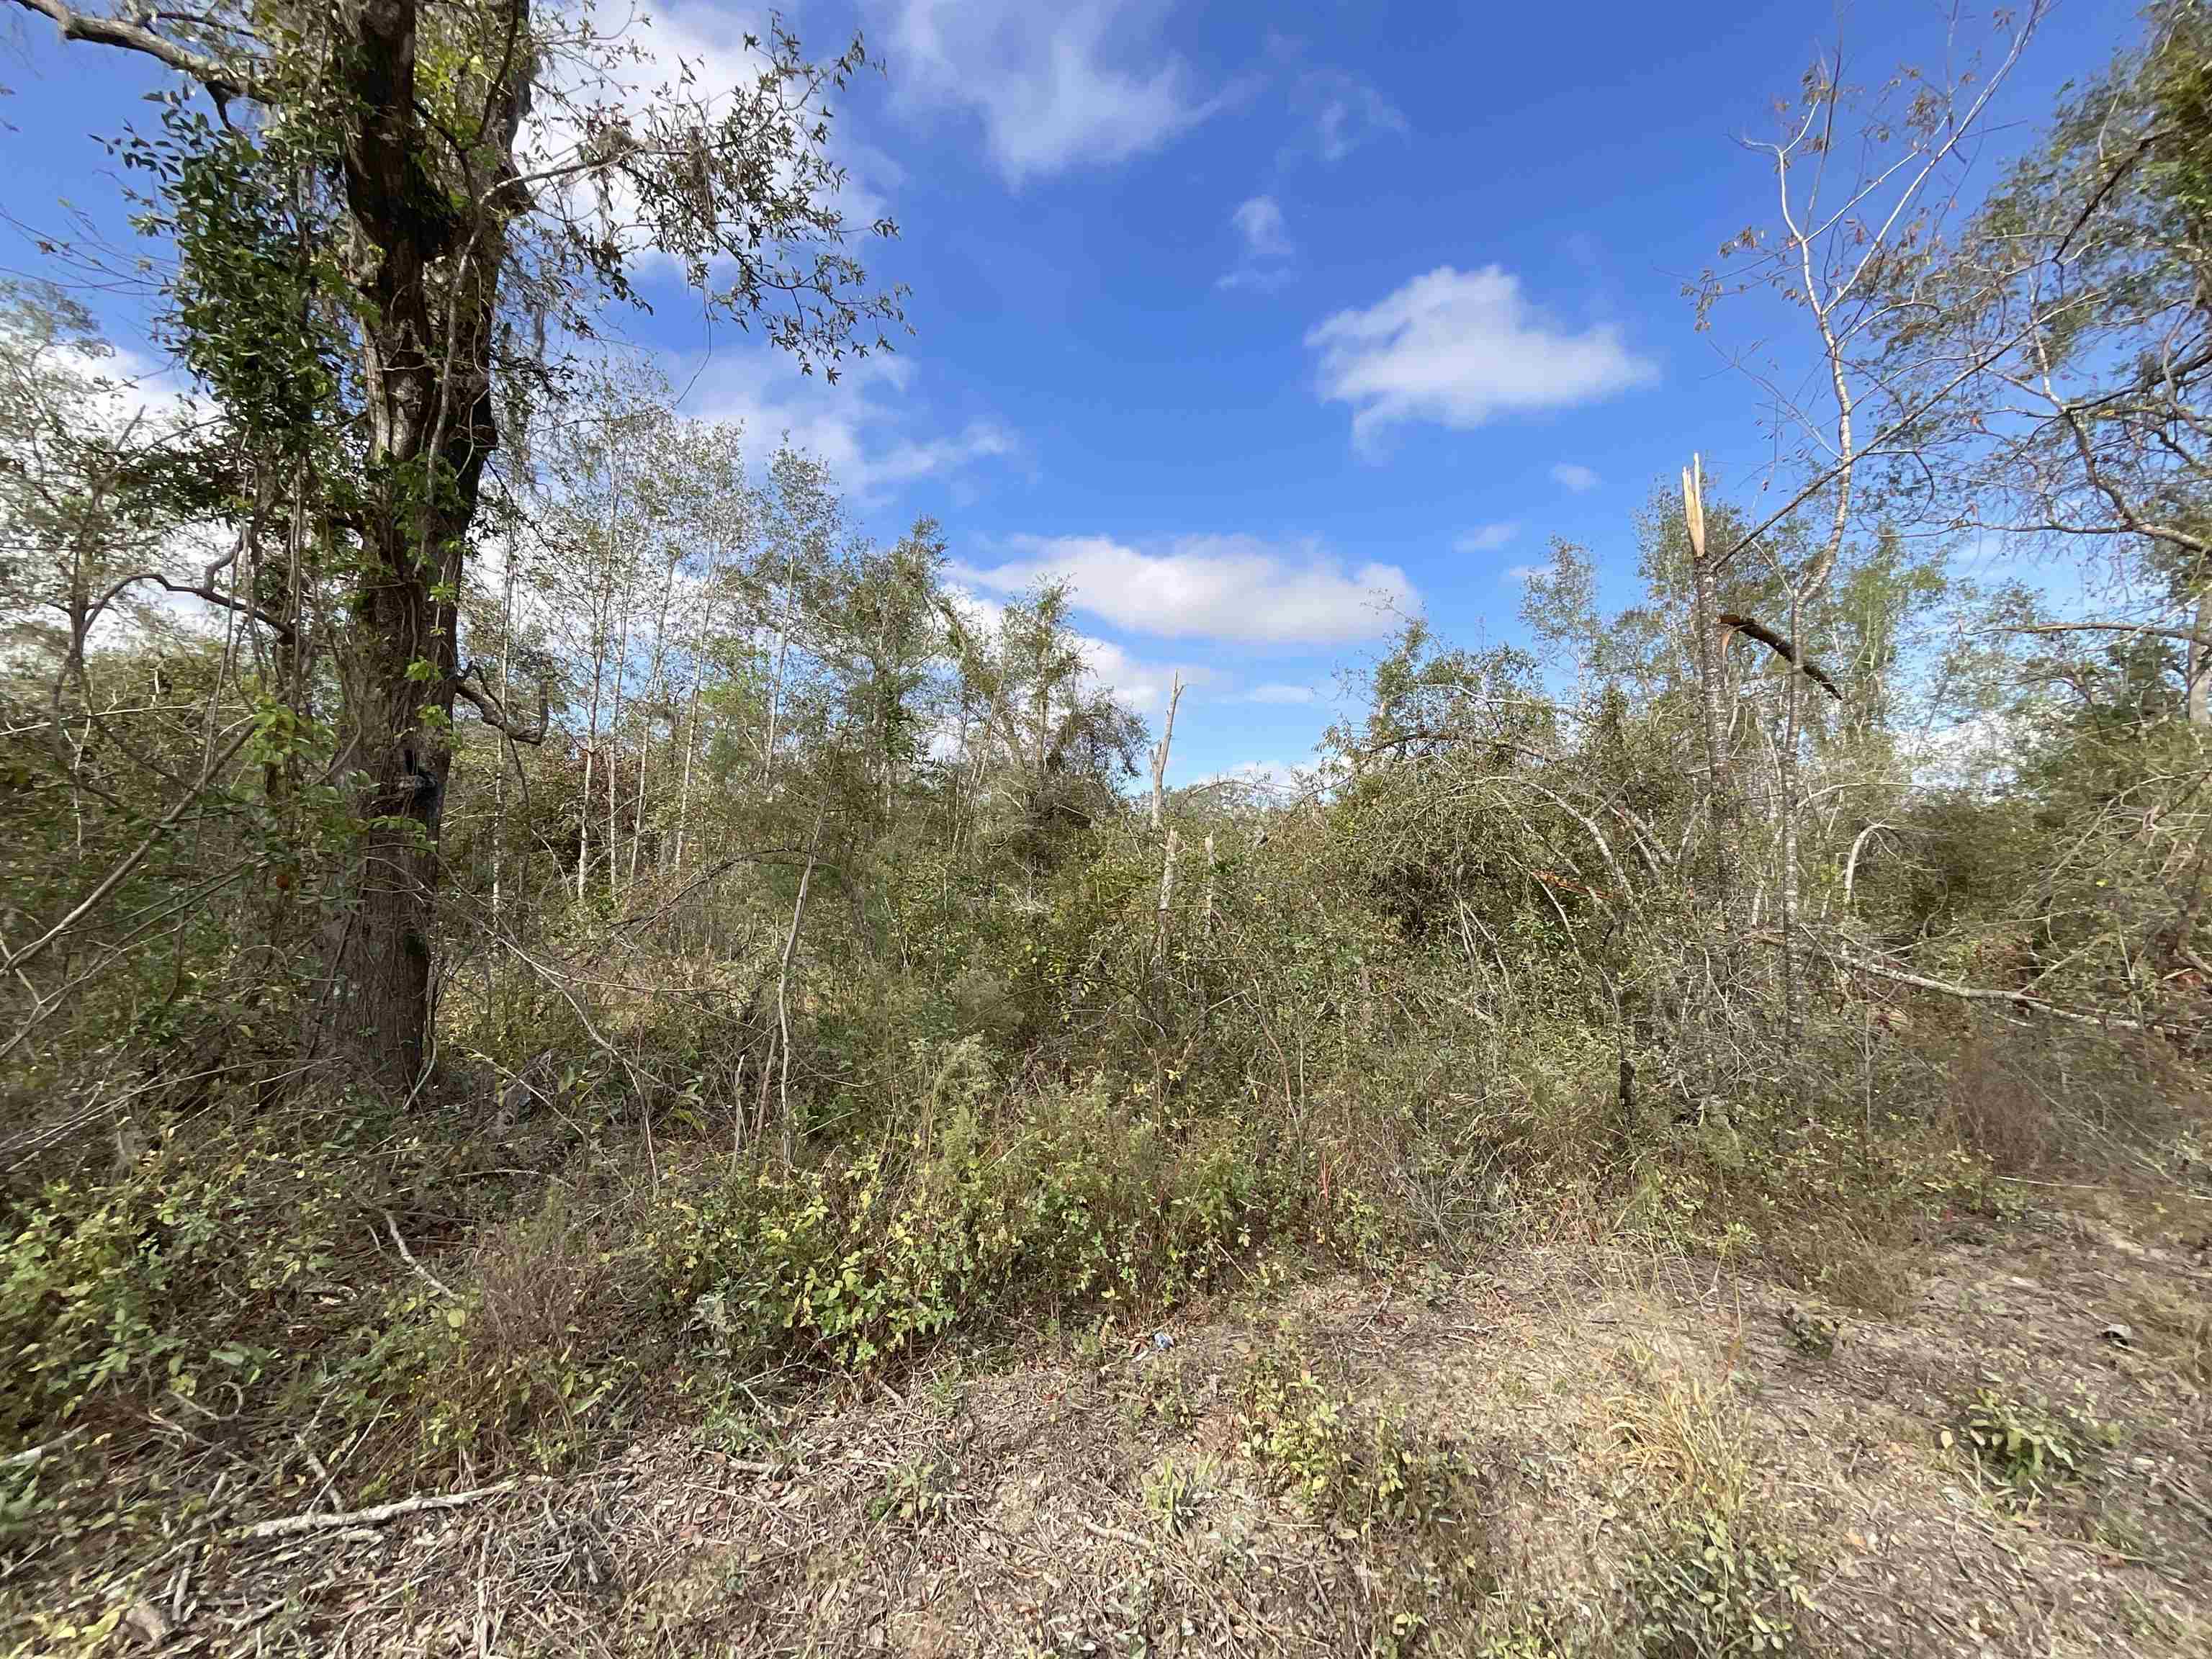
xmin=1503 ymin=564 xmax=1542 ymax=587
xmin=1219 ymin=194 xmax=1295 ymax=292
xmin=684 ymin=352 xmax=1015 ymax=502
xmin=944 ymin=585 xmax=1205 ymax=716
xmin=869 ymin=0 xmax=1214 ymax=185
xmin=1300 ymin=69 xmax=1408 ymax=161
xmin=1246 ymin=683 xmax=1316 ymax=704
xmin=1074 ymin=634 xmax=1217 ymax=714
xmin=1455 ymin=522 xmax=1519 ymax=554
xmin=49 ymin=340 xmax=196 ymax=433
xmin=1305 ymin=266 xmax=1656 ymax=449
xmin=1233 ymin=196 xmax=1291 ymax=261
xmin=953 ymin=532 xmax=1415 ymax=645
xmin=1551 ymin=462 xmax=1600 ymax=493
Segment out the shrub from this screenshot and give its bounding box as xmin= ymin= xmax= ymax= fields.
xmin=650 ymin=1066 xmax=1276 ymax=1370
xmin=0 ymin=1110 xmax=358 ymax=1434
xmin=1236 ymin=1344 xmax=1493 ymax=1655
xmin=1943 ymin=1385 xmax=2113 ymax=1511
xmin=336 ymin=1198 xmax=641 ymax=1480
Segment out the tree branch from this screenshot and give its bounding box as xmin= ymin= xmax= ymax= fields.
xmin=2004 ymin=621 xmax=2212 ymax=652
xmin=1798 ymin=931 xmax=2198 ymax=1036
xmin=3 ymin=0 xmax=260 ymax=102
xmin=1717 ymin=613 xmax=1844 ymax=701
xmin=452 ymin=663 xmax=547 ymax=743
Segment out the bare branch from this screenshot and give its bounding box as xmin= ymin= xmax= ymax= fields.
xmin=3 ymin=0 xmax=261 ymax=102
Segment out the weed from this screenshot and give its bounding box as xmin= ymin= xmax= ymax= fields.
xmin=1943 ymin=1385 xmax=2113 ymax=1511
xmin=871 ymin=1451 xmax=963 ymax=1530
xmin=1612 ymin=1364 xmax=1810 ymax=1656
xmin=1120 ymin=1357 xmax=1198 ymax=1436
xmin=1631 ymin=1506 xmax=1809 ymax=1658
xmin=1779 ymin=1304 xmax=1838 ymax=1359
xmin=1236 ymin=1345 xmax=1492 ymax=1648
xmin=1138 ymin=1451 xmax=1221 ymax=1533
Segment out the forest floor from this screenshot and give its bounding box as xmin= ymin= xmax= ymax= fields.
xmin=22 ymin=1196 xmax=2212 ymax=1658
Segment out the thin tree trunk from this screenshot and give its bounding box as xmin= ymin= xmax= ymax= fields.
xmin=606 ymin=549 xmax=634 ymax=904
xmin=774 ymin=818 xmax=822 ymax=1164
xmin=493 ymin=524 xmax=516 ymax=922
xmin=673 ymin=534 xmax=724 ymax=872
xmin=761 ymin=536 xmax=798 ymax=793
xmin=1154 ymin=827 xmax=1179 ymax=966
xmin=1779 ymin=588 xmax=1804 ymax=1043
xmin=2192 ymin=584 xmax=2211 ymax=727
xmin=1683 ymin=457 xmax=1735 ymax=924
xmin=1149 ymin=673 xmax=1182 ymax=831
xmin=632 ymin=539 xmax=679 ymax=884
xmin=575 ymin=476 xmax=620 ymax=904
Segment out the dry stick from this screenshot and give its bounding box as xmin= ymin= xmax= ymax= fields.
xmin=1148 ymin=673 xmax=1182 ymax=831
xmin=382 ymin=1211 xmax=456 ymax=1302
xmin=235 ymin=1480 xmax=536 ymax=1542
xmin=0 ymin=1427 xmax=82 ymax=1471
xmin=1791 ymin=932 xmax=2193 ymax=1035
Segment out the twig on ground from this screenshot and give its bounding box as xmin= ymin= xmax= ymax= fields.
xmin=0 ymin=1426 xmax=83 ymax=1470
xmin=235 ymin=1478 xmax=538 ymax=1541
xmin=383 ymin=1210 xmax=457 ymax=1301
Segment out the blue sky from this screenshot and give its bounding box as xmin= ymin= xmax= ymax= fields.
xmin=0 ymin=0 xmax=2143 ymax=785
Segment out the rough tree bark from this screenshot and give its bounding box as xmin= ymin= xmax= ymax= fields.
xmin=322 ymin=0 xmax=528 ymax=1084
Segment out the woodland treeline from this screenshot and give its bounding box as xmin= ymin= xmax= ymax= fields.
xmin=1 ymin=0 xmax=2208 ymax=1503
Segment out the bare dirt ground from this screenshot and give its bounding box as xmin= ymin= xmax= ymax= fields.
xmin=21 ymin=1202 xmax=2212 ymax=1658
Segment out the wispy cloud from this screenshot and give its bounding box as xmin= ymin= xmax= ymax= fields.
xmin=1455 ymin=522 xmax=1519 ymax=554
xmin=1219 ymin=194 xmax=1295 ymax=292
xmin=1298 ymin=67 xmax=1408 ymax=162
xmin=1305 ymin=265 xmax=1656 ymax=450
xmin=1245 ymin=683 xmax=1316 ymax=703
xmin=868 ymin=0 xmax=1216 ymax=185
xmin=1550 ymin=462 xmax=1600 ymax=493
xmin=1503 ymin=563 xmax=1542 ymax=586
xmin=685 ymin=353 xmax=1015 ymax=503
xmin=953 ymin=532 xmax=1415 ymax=645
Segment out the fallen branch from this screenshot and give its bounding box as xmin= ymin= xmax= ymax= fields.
xmin=1791 ymin=932 xmax=2198 ymax=1035
xmin=0 ymin=1427 xmax=83 ymax=1471
xmin=1717 ymin=613 xmax=1843 ymax=701
xmin=234 ymin=1480 xmax=535 ymax=1541
xmin=382 ymin=1211 xmax=457 ymax=1302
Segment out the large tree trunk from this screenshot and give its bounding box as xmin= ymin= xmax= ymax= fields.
xmin=318 ymin=0 xmax=523 ymax=1087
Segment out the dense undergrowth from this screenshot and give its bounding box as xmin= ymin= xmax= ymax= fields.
xmin=9 ymin=7 xmax=2212 ymax=1653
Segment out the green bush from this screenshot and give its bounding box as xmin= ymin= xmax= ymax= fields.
xmin=1944 ymin=1385 xmax=2113 ymax=1510
xmin=0 ymin=1112 xmax=356 ymax=1434
xmin=1631 ymin=1507 xmax=1809 ymax=1658
xmin=650 ymin=1062 xmax=1276 ymax=1368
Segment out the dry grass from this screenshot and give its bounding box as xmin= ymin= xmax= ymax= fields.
xmin=8 ymin=1199 xmax=2211 ymax=1658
